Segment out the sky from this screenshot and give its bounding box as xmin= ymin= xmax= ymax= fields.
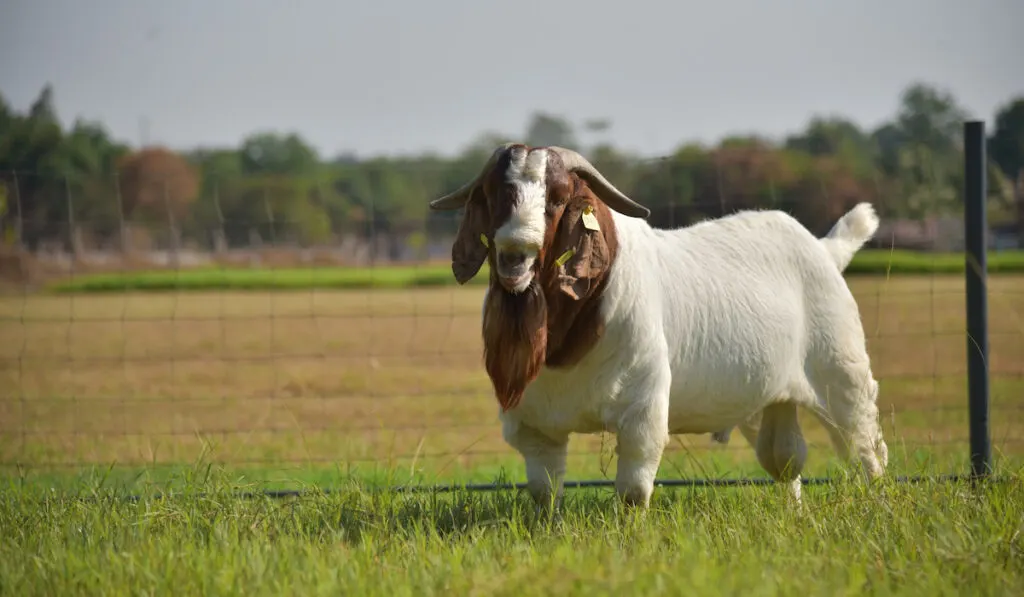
xmin=1 ymin=0 xmax=1022 ymax=160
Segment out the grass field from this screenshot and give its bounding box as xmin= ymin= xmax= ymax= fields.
xmin=32 ymin=249 xmax=1024 ymax=293
xmin=2 ymin=474 xmax=1022 ymax=596
xmin=3 ymin=273 xmax=1023 ymax=483
xmin=1 ymin=272 xmax=1023 ymax=594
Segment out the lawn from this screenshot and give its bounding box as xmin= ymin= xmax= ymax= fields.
xmin=0 ymin=273 xmax=1022 ymax=595
xmin=1 ymin=472 xmax=1022 ymax=596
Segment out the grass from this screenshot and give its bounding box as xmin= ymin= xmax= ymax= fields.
xmin=44 ymin=262 xmax=479 ymax=293
xmin=1 ymin=468 xmax=1022 ymax=596
xmin=1 ymin=272 xmax=1023 ymax=594
xmin=844 ymin=248 xmax=1024 ymax=274
xmin=37 ymin=249 xmax=1024 ymax=293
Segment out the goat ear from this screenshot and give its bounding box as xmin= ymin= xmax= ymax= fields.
xmin=451 ymin=187 xmax=490 ymax=284
xmin=553 ymin=203 xmax=612 ymax=300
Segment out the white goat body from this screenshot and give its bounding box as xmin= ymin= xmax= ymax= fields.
xmin=497 ymin=203 xmax=887 ymax=506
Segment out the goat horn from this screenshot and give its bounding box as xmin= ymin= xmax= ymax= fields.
xmin=429 ymin=143 xmax=517 ymax=210
xmin=547 ymin=146 xmax=651 ymax=219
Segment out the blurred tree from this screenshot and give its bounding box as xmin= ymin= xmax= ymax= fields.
xmin=631 ymin=142 xmax=710 ymax=227
xmin=896 ymin=82 xmax=970 ymax=153
xmin=710 ymin=137 xmax=798 ymax=214
xmin=117 ymin=147 xmax=200 ymax=219
xmin=0 ymin=85 xmax=129 ymax=249
xmin=0 ymin=181 xmax=10 ymax=245
xmin=240 ymin=131 xmax=319 ymax=176
xmin=59 ymin=119 xmax=130 ymax=242
xmin=988 ymin=97 xmax=1024 ymax=244
xmin=117 ymin=147 xmax=200 ymax=255
xmin=0 ymin=82 xmax=1009 ymax=258
xmin=588 ymin=143 xmax=637 ymax=195
xmin=579 ymin=118 xmax=613 ymax=154
xmin=989 ymin=97 xmax=1024 ymax=179
xmin=879 ymin=82 xmax=973 ymax=218
xmin=182 ymin=148 xmax=242 ymax=247
xmin=785 ymin=115 xmax=875 ymax=176
xmin=524 ymin=112 xmax=579 ymax=149
xmin=870 ymin=122 xmax=905 ymax=177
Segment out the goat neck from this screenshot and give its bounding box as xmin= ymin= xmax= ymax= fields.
xmin=482 ymin=184 xmax=619 ymax=411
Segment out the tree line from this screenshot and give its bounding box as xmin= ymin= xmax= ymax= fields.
xmin=1 ymin=82 xmax=1022 ymax=257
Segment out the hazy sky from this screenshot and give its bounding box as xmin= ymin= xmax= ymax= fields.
xmin=2 ymin=0 xmax=1022 ymax=160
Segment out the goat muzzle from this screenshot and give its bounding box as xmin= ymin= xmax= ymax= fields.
xmin=495 ymin=249 xmax=535 ymax=294
xmin=497 ymin=272 xmax=532 ymax=294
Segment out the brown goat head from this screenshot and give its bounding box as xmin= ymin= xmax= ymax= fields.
xmin=429 ymin=144 xmax=650 ymax=410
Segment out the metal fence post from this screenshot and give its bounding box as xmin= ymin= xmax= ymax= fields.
xmin=963 ymin=120 xmax=992 ymax=481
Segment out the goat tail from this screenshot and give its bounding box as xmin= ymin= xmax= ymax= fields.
xmin=819 ymin=202 xmax=880 ymax=272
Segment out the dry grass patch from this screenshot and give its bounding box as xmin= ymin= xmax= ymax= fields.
xmin=1 ymin=276 xmax=1022 ymax=478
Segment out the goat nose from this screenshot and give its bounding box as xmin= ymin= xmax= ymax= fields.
xmin=499 ymin=251 xmax=527 ymax=269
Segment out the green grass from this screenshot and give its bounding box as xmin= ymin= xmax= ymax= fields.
xmin=44 ymin=263 xmax=491 ymax=293
xmin=845 ymin=249 xmax=1024 ymax=274
xmin=1 ymin=464 xmax=1021 ymax=596
xmin=42 ymin=250 xmax=1024 ymax=293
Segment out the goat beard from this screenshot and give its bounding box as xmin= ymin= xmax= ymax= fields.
xmin=482 ymin=278 xmax=548 ymax=412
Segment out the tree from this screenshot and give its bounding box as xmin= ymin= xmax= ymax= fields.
xmin=117 ymin=147 xmax=200 ymax=255
xmin=988 ymin=96 xmax=1024 ymax=246
xmin=579 ymin=118 xmax=613 ymax=153
xmin=0 ymin=81 xmax=1005 ymax=262
xmin=708 ymin=137 xmax=800 ymax=215
xmin=989 ymin=97 xmax=1024 ymax=179
xmin=878 ymin=83 xmax=973 ymax=218
xmin=57 ymin=119 xmax=130 ymax=242
xmin=588 ymin=143 xmax=638 ymax=196
xmin=895 ymin=82 xmax=970 ymax=153
xmin=239 ymin=132 xmax=319 ymax=176
xmin=117 ymin=147 xmax=199 ymax=218
xmin=0 ymin=85 xmax=121 ymax=249
xmin=870 ymin=122 xmax=905 ymax=177
xmin=523 ymin=112 xmax=578 ymax=149
xmin=0 ymin=93 xmax=12 ymax=132
xmin=785 ymin=116 xmax=875 ymax=176
xmin=0 ymin=181 xmax=11 ymax=245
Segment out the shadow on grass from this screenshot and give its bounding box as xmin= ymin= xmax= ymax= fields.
xmin=3 ymin=450 xmax=1021 ymax=551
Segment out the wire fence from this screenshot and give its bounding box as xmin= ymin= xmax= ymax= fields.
xmin=0 ymin=129 xmax=1022 ymax=490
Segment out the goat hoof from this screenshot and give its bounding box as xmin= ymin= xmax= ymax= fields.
xmin=617 ymin=485 xmax=653 ymax=509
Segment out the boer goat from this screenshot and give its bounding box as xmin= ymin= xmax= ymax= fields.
xmin=429 ymin=143 xmax=888 ymax=509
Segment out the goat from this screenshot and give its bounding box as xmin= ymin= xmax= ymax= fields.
xmin=428 ymin=143 xmax=888 ymax=509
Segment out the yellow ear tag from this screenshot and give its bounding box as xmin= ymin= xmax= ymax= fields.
xmin=581 ymin=205 xmax=601 ymax=231
xmin=479 ymin=234 xmax=489 ymax=248
xmin=554 ymin=248 xmax=575 ymax=267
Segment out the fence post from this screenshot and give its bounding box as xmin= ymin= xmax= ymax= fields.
xmin=963 ymin=120 xmax=992 ymax=481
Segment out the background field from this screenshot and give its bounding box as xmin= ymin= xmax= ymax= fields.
xmin=2 ymin=267 xmax=1023 ymax=596
xmin=2 ymin=264 xmax=1023 ymax=491
xmin=25 ymin=250 xmax=1024 ymax=294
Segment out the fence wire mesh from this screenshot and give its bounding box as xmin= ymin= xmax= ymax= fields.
xmin=0 ymin=152 xmax=1022 ymax=489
